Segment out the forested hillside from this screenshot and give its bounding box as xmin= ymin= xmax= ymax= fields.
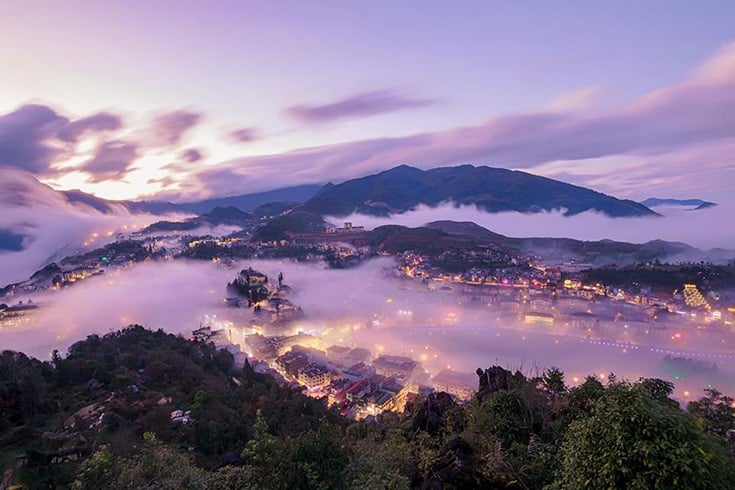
xmin=2 ymin=327 xmax=734 ymax=489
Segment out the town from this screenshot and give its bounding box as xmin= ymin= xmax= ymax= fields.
xmin=168 ymin=252 xmax=735 ymax=422
xmin=2 ymin=218 xmax=734 ymax=416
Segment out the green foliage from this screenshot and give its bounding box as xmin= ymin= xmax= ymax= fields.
xmin=582 ymin=263 xmax=735 ymax=291
xmin=74 ymin=448 xmax=115 ymax=490
xmin=3 ymin=328 xmax=735 ymax=490
xmin=688 ymin=388 xmax=735 ymax=436
xmin=345 ymin=432 xmax=414 ymax=489
xmin=554 ymin=380 xmax=735 ymax=489
xmin=542 ymin=367 xmax=567 ymax=397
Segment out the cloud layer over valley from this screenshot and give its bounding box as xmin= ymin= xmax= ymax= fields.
xmin=333 ymin=202 xmax=735 ymax=252
xmin=3 ymin=258 xmax=733 ymax=401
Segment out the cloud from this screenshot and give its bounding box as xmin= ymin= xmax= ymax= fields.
xmin=146 ymin=175 xmax=177 ymax=187
xmin=180 ymin=147 xmax=204 ymax=163
xmin=149 ymin=109 xmax=202 ymax=146
xmin=333 ymin=201 xmax=735 ymax=251
xmin=0 ymin=105 xmax=126 ymax=177
xmin=0 ymin=167 xmax=164 ymax=285
xmin=286 ymin=89 xmax=437 ymax=123
xmin=2 ymin=258 xmax=732 ymax=400
xmin=530 ymin=140 xmax=735 ymax=203
xmin=57 ymin=111 xmax=124 ymax=142
xmin=0 ymin=104 xmax=68 ymax=173
xmin=4 ymin=42 xmax=735 ymax=203
xmin=83 ymin=141 xmax=139 ymax=182
xmin=228 ymin=127 xmax=259 ymax=143
xmin=193 ymin=42 xmax=735 ymax=199
xmin=547 ymin=85 xmax=607 ymax=112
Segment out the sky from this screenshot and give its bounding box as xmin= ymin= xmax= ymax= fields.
xmin=1 ymin=1 xmax=734 ymax=203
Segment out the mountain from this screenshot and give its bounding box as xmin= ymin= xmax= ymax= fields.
xmin=141 ymin=206 xmax=253 ymax=233
xmin=176 ymin=184 xmax=323 ymax=215
xmin=198 ymin=205 xmax=251 ymax=224
xmin=301 ymin=164 xmax=657 ymax=217
xmin=377 ymin=220 xmax=732 ymax=265
xmin=640 ymin=198 xmax=717 ymax=209
xmin=62 ymin=189 xmax=182 ymax=215
xmin=695 ymin=202 xmax=717 ymax=210
xmin=141 ymin=202 xmax=301 ymax=235
xmin=253 ymin=209 xmax=327 ymax=241
xmin=61 ymin=184 xmax=324 ymax=216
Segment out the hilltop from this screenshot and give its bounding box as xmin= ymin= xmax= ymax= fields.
xmin=301 ymin=164 xmax=657 ymax=218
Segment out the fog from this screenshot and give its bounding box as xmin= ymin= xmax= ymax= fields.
xmin=332 ymin=202 xmax=735 ymax=251
xmin=0 ymin=168 xmax=195 ymax=286
xmin=2 ymin=258 xmax=733 ymax=401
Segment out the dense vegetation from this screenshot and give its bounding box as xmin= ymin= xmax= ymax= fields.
xmin=253 ymin=210 xmax=326 ymax=241
xmin=582 ymin=263 xmax=735 ymax=291
xmin=2 ymin=327 xmax=734 ymax=489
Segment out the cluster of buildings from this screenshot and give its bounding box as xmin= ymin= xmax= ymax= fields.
xmin=398 ymin=250 xmax=538 ymax=286
xmin=230 ymin=323 xmax=476 ymax=418
xmin=272 ymin=346 xmax=434 ymax=419
xmin=397 ymin=248 xmax=735 ymax=335
xmin=0 ymin=300 xmax=40 ymax=327
xmin=325 ymin=222 xmax=366 ymax=235
xmin=204 ymin=311 xmax=477 ymax=420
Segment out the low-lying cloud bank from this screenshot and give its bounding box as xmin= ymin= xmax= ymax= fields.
xmin=0 ymin=168 xmax=179 ymax=285
xmin=332 ymin=202 xmax=735 ymax=251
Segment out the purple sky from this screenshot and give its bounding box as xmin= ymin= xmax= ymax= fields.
xmin=0 ymin=1 xmax=734 ymax=202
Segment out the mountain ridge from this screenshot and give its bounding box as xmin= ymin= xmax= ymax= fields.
xmin=641 ymin=197 xmax=717 ymax=209
xmin=301 ymin=164 xmax=657 ymax=218
xmin=60 ymin=184 xmax=323 ymax=216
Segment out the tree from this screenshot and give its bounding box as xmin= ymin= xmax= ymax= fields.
xmin=345 ymin=432 xmax=414 ymax=490
xmin=542 ymin=367 xmax=567 ymax=398
xmin=241 ymin=410 xmax=282 ymax=486
xmin=74 ymin=448 xmax=116 ymax=490
xmin=289 ymin=423 xmax=349 ymax=490
xmin=688 ymin=388 xmax=735 ymax=436
xmin=553 ymin=380 xmax=735 ymax=489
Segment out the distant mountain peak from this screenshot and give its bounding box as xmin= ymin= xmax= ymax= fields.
xmin=202 ymin=206 xmax=250 ymax=220
xmin=299 ymin=164 xmax=657 ymax=218
xmin=640 ymin=197 xmax=717 ymax=209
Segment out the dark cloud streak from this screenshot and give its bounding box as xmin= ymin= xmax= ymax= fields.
xmin=57 ymin=111 xmax=123 ymax=142
xmin=0 ymin=104 xmax=68 ymax=173
xmin=228 ymin=127 xmax=258 ymax=143
xmin=149 ymin=109 xmax=202 ymax=146
xmin=83 ymin=141 xmax=139 ymax=182
xmin=180 ymin=147 xmax=204 ymax=163
xmin=286 ymin=89 xmax=437 ymax=123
